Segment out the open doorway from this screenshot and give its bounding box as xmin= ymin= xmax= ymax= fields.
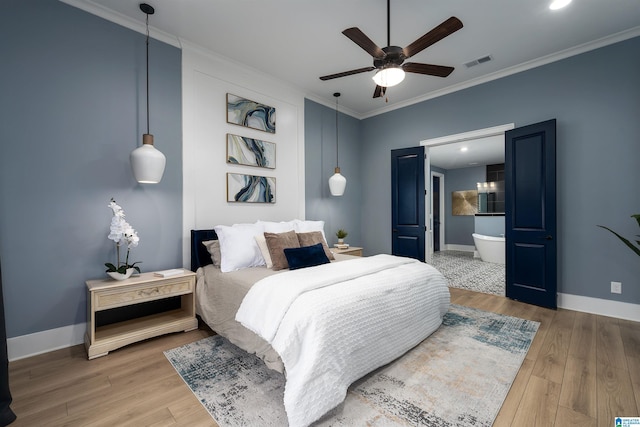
xmin=421 ymin=124 xmax=513 ymax=296
xmin=421 ymin=124 xmax=514 ymax=258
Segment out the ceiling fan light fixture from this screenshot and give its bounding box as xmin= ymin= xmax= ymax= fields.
xmin=372 ymin=67 xmax=405 ymax=88
xmin=549 ymin=0 xmax=571 ymax=10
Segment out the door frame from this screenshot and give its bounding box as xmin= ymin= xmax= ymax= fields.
xmin=420 ymin=123 xmax=515 ymax=260
xmin=431 ymin=171 xmax=445 ymax=252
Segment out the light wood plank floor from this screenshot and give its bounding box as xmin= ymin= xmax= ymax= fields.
xmin=8 ymin=288 xmax=640 ymax=426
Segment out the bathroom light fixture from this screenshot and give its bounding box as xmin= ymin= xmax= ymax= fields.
xmin=130 ymin=3 xmax=166 ymax=184
xmin=549 ymin=0 xmax=571 ymax=10
xmin=372 ymin=66 xmax=405 ymax=88
xmin=328 ymin=92 xmax=346 ymax=196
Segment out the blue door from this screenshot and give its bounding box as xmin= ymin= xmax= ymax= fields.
xmin=505 ymin=119 xmax=557 ymax=309
xmin=391 ymin=146 xmax=425 ymax=261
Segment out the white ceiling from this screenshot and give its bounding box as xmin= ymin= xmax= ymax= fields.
xmin=63 ymin=0 xmax=640 ymax=119
xmin=429 ymin=135 xmax=504 ymax=170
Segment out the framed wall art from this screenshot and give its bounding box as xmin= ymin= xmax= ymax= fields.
xmin=452 ymin=190 xmax=478 ymax=216
xmin=227 ymin=93 xmax=276 ymax=134
xmin=227 ymin=173 xmax=275 ymax=203
xmin=226 ymin=134 xmax=276 ymax=169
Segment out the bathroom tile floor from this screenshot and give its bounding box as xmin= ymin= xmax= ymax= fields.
xmin=429 ymin=250 xmax=505 ymax=296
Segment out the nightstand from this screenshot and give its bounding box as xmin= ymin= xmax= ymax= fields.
xmin=85 ymin=270 xmax=198 ymax=359
xmin=332 ymin=246 xmax=363 ymax=257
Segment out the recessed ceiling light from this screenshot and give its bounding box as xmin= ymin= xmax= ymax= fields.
xmin=549 ymin=0 xmax=571 ymax=10
xmin=460 ymin=147 xmax=468 ymax=152
xmin=469 ymin=162 xmax=478 ymax=165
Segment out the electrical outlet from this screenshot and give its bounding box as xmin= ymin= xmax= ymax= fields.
xmin=611 ymin=281 xmax=622 ymax=294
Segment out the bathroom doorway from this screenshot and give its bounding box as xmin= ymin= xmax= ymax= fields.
xmin=421 ymin=124 xmax=514 ymax=260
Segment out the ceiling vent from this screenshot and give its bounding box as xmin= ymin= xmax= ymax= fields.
xmin=465 ymin=55 xmax=493 ymax=68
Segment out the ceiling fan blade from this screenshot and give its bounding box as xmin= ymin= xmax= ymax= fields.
xmin=403 ymin=62 xmax=454 ymax=77
xmin=342 ymin=27 xmax=385 ymax=59
xmin=320 ymin=66 xmax=375 ymax=81
xmin=373 ymin=85 xmax=386 ymax=98
xmin=403 ymin=17 xmax=463 ymax=58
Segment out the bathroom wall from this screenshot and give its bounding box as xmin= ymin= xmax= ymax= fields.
xmin=474 ymin=215 xmax=505 ymax=237
xmin=444 ymin=166 xmax=485 ymax=246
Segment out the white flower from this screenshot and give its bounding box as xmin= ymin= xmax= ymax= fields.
xmin=106 ymin=198 xmax=140 ymax=272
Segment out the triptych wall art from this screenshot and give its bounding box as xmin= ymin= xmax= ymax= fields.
xmin=225 ymin=94 xmax=277 ymax=203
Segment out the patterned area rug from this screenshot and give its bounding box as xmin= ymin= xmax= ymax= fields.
xmin=165 ymin=305 xmax=538 ymax=427
xmin=430 ymin=251 xmax=505 ymax=296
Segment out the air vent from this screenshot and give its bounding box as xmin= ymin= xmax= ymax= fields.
xmin=465 ymin=55 xmax=493 ymax=68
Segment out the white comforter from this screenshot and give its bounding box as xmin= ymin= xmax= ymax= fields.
xmin=236 ymin=254 xmax=450 ymax=427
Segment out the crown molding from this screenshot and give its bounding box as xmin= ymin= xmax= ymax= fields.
xmin=58 ymin=0 xmax=181 ymax=48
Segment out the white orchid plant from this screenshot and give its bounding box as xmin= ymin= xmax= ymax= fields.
xmin=105 ymin=198 xmax=141 ymax=274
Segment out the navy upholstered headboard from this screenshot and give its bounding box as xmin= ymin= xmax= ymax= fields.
xmin=190 ymin=229 xmax=218 ymax=272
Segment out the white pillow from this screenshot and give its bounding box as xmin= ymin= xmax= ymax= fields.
xmin=254 ymin=234 xmax=273 ymax=269
xmin=293 ymin=219 xmax=327 ymax=242
xmin=256 ymin=220 xmax=296 ymax=233
xmin=214 ymin=223 xmax=266 ymax=272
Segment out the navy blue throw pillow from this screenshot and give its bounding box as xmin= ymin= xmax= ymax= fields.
xmin=284 ymin=243 xmax=331 ymax=270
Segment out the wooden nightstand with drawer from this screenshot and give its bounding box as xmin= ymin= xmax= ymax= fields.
xmin=332 ymin=246 xmax=363 ymax=257
xmin=85 ymin=270 xmax=197 ymax=359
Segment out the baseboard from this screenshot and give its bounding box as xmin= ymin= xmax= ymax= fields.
xmin=444 ymin=244 xmax=475 ymax=252
xmin=558 ymin=293 xmax=640 ymax=322
xmin=6 ymin=294 xmax=639 ymax=361
xmin=7 ymin=323 xmax=86 ymax=361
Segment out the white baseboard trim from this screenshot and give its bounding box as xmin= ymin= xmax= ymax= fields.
xmin=558 ymin=293 xmax=640 ymax=323
xmin=8 ymin=323 xmax=86 ymax=362
xmin=7 ymin=294 xmax=638 ymax=361
xmin=444 ymin=244 xmax=475 ymax=252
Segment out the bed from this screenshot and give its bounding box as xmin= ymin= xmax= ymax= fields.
xmin=191 ymin=226 xmax=450 ymax=427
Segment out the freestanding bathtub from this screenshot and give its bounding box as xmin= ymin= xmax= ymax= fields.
xmin=472 ymin=233 xmax=505 ymax=264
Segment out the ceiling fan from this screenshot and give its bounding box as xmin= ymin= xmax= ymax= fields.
xmin=319 ymin=0 xmax=463 ymax=98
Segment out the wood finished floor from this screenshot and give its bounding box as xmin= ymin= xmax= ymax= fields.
xmin=8 ymin=288 xmax=640 ymax=426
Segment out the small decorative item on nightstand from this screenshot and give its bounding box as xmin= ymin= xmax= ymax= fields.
xmin=336 ymin=228 xmax=348 ymax=245
xmin=105 ymin=198 xmax=141 ymax=280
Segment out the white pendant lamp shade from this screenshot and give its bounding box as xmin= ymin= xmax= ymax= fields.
xmin=372 ymin=67 xmax=405 ymax=87
xmin=131 ymin=3 xmax=166 ymax=184
xmin=329 ymin=92 xmax=347 ymax=196
xmin=329 ymin=167 xmax=347 ymax=196
xmin=131 ymin=134 xmax=166 ymax=184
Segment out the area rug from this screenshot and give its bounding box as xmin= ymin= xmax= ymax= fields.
xmin=430 ymin=250 xmax=505 ymax=296
xmin=164 ymin=305 xmax=538 ymax=427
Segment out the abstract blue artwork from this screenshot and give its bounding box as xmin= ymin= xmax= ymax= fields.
xmin=227 ymin=134 xmax=276 ymax=169
xmin=227 ymin=94 xmax=276 ymax=133
xmin=227 ymin=173 xmax=275 ymax=203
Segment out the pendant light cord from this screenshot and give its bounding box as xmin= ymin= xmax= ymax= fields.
xmin=145 ymin=12 xmax=150 ymax=135
xmin=334 ymin=92 xmax=340 ymax=168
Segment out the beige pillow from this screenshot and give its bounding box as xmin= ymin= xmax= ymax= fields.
xmin=202 ymin=240 xmax=221 ymax=267
xmin=264 ymin=230 xmax=300 ymax=270
xmin=254 ymin=234 xmax=273 ymax=269
xmin=296 ymin=231 xmax=335 ymax=260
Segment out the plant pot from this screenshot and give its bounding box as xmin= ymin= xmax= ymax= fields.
xmin=107 ymin=268 xmax=134 ymax=281
xmin=338 ymin=238 xmax=344 ymax=245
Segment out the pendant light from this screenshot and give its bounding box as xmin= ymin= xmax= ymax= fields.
xmin=130 ymin=3 xmax=166 ymax=184
xmin=328 ymin=92 xmax=347 ymax=196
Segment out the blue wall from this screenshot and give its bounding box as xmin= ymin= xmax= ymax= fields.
xmin=308 ymin=36 xmax=640 ymax=305
xmin=0 ymin=1 xmax=183 ymax=337
xmin=305 ymin=99 xmax=362 ymax=247
xmin=444 ymin=166 xmax=485 ymax=246
xmin=358 ymin=36 xmax=640 ymax=304
xmin=474 ymin=216 xmax=505 ymax=238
